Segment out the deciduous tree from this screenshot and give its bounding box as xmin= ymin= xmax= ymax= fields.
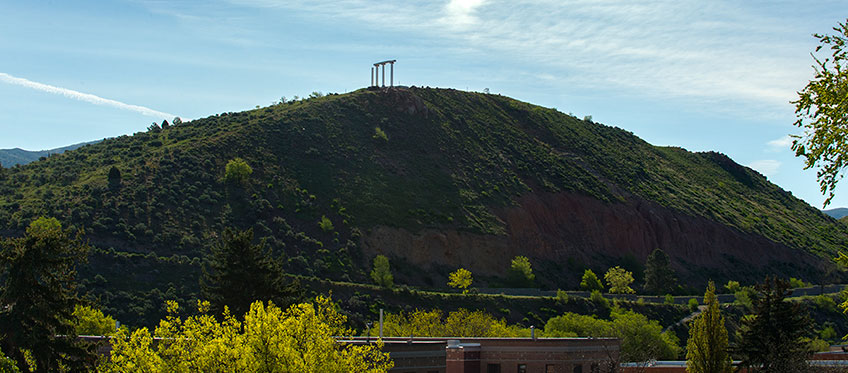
xmin=605 ymin=266 xmax=635 ymax=294
xmin=506 ymin=255 xmax=535 ymax=288
xmin=448 ymin=268 xmax=473 ymax=294
xmin=792 ymin=19 xmax=848 ymax=205
xmin=580 ymin=269 xmax=604 ymax=292
xmin=370 ymin=255 xmax=393 ymax=288
xmin=686 ymin=281 xmax=731 ymax=373
xmin=101 ymin=297 xmax=394 ymax=372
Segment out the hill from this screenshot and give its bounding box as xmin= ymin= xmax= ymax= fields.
xmin=0 ymin=141 xmax=100 ymax=167
xmin=0 ymin=87 xmax=845 ymax=326
xmin=823 ymin=207 xmax=848 ymax=219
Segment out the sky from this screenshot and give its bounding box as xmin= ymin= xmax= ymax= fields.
xmin=1 ymin=0 xmax=847 ymax=208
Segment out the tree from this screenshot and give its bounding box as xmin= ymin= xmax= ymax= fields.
xmin=72 ymin=305 xmax=116 ymax=336
xmin=100 ymin=297 xmax=394 ymax=372
xmin=107 ymin=166 xmax=121 ymax=190
xmin=0 ymin=217 xmax=93 ymax=371
xmin=792 ymin=19 xmax=848 ymax=206
xmin=686 ymin=281 xmax=731 ymax=373
xmin=643 ymin=249 xmax=676 ymax=294
xmin=605 ymin=266 xmax=635 ymax=294
xmin=448 ymin=268 xmax=473 ymax=294
xmin=506 ymin=255 xmax=535 ymax=287
xmin=370 ymin=255 xmax=393 ymax=288
xmin=201 ymin=227 xmax=300 ymax=318
xmin=734 ymin=277 xmax=813 ymax=372
xmin=580 ymin=269 xmax=604 ymax=292
xmin=223 ymin=158 xmax=253 ymax=184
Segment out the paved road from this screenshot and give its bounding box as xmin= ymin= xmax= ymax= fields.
xmin=475 ymin=284 xmax=846 ymax=304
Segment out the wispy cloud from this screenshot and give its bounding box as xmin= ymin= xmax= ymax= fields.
xmin=442 ymin=0 xmax=486 ymax=29
xmin=0 ymin=72 xmax=175 ymax=119
xmin=748 ymin=159 xmax=781 ymax=177
xmin=767 ymin=135 xmax=794 ymax=151
xmin=221 ymin=0 xmax=814 ymax=117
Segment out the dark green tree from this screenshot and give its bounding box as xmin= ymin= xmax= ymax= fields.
xmin=643 ymin=249 xmax=676 ymax=294
xmin=107 ymin=166 xmax=121 ymax=190
xmin=734 ymin=277 xmax=813 ymax=372
xmin=0 ymin=217 xmax=93 ymax=371
xmin=202 ymin=228 xmax=300 ymax=317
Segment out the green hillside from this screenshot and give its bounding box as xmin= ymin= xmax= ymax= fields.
xmin=0 ymin=87 xmax=844 ymax=326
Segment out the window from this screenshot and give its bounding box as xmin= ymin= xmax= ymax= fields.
xmin=573 ymin=365 xmax=583 ymax=373
xmin=487 ymin=363 xmax=501 ymax=373
xmin=518 ymin=364 xmax=527 ymax=373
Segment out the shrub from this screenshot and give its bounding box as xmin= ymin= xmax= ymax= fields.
xmin=665 ymin=294 xmax=675 ymax=305
xmin=590 ymin=290 xmax=609 ymax=310
xmin=556 ymin=289 xmax=569 ymax=305
xmin=373 ymin=127 xmax=388 ymax=142
xmin=318 ymin=215 xmax=334 ymax=233
xmin=688 ymin=298 xmax=700 ymax=312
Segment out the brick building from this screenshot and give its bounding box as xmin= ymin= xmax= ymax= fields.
xmin=341 ymin=337 xmax=620 ymax=373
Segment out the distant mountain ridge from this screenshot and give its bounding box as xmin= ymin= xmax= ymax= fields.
xmin=823 ymin=208 xmax=848 ymax=219
xmin=0 ymin=141 xmax=100 ymax=167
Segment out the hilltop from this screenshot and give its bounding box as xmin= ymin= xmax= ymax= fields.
xmin=0 ymin=87 xmax=845 ymax=325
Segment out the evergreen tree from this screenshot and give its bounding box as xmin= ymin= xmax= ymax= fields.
xmin=580 ymin=269 xmax=604 ymax=292
xmin=107 ymin=166 xmax=121 ymax=190
xmin=202 ymin=228 xmax=300 ymax=317
xmin=644 ymin=249 xmax=676 ymax=294
xmin=734 ymin=277 xmax=813 ymax=372
xmin=0 ymin=217 xmax=93 ymax=371
xmin=370 ymin=255 xmax=393 ymax=288
xmin=686 ymin=281 xmax=731 ymax=373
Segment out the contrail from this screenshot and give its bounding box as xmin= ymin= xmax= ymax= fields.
xmin=0 ymin=72 xmax=176 ymax=119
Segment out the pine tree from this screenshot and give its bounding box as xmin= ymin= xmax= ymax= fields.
xmin=0 ymin=217 xmax=93 ymax=371
xmin=686 ymin=281 xmax=731 ymax=373
xmin=734 ymin=277 xmax=813 ymax=372
xmin=644 ymin=249 xmax=676 ymax=294
xmin=202 ymin=228 xmax=300 ymax=317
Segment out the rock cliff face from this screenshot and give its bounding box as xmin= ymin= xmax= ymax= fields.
xmin=363 ymin=191 xmax=825 ymax=289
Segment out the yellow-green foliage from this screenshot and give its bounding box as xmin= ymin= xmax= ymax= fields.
xmin=375 ymin=309 xmax=530 ymax=338
xmin=73 ymin=305 xmax=116 ymax=336
xmin=544 ymin=308 xmax=680 ymax=362
xmin=223 ymin=158 xmax=252 ymax=183
xmin=448 ymin=268 xmax=473 ymax=294
xmin=99 ymin=296 xmax=393 ymax=372
xmin=686 ymin=281 xmax=731 ymax=373
xmin=605 ymin=266 xmax=635 ymax=294
xmin=373 ymin=127 xmax=388 ymax=141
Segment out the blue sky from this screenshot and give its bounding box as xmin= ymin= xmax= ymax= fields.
xmin=1 ymin=0 xmax=847 ymax=208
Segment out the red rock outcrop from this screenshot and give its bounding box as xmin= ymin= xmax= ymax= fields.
xmin=362 ymin=191 xmax=825 ymax=288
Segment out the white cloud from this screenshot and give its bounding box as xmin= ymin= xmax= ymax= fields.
xmin=748 ymin=159 xmax=781 ymax=177
xmin=767 ymin=135 xmax=794 ymax=151
xmin=0 ymin=72 xmax=175 ymax=119
xmin=443 ymin=0 xmax=486 ymax=28
xmin=227 ymin=0 xmax=813 ymax=116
